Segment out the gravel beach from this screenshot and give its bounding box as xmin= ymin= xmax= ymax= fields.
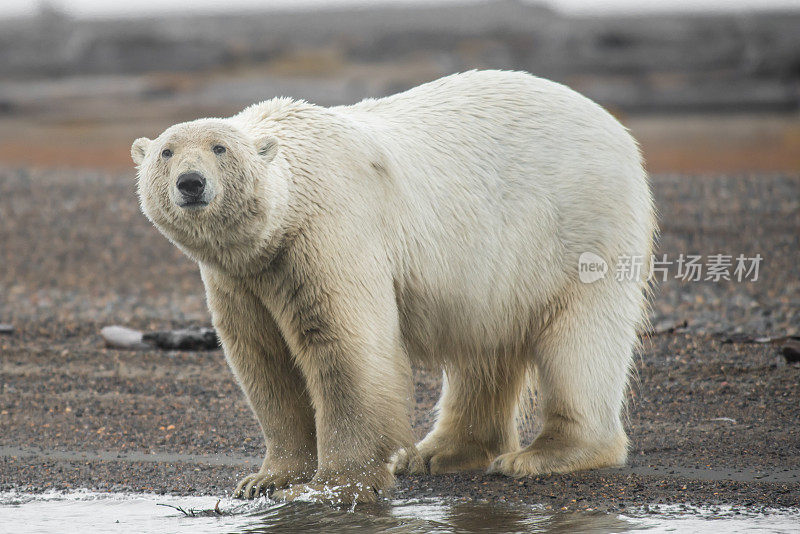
xmin=0 ymin=166 xmax=797 ymax=512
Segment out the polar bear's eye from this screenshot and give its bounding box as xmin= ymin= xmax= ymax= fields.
xmin=161 ymin=148 xmax=173 ymax=159
xmin=212 ymin=145 xmax=226 ymax=155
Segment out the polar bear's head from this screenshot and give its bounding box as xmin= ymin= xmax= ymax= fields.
xmin=131 ymin=118 xmax=282 ymax=266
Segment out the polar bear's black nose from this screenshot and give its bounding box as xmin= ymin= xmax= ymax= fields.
xmin=176 ymin=172 xmax=206 ymax=198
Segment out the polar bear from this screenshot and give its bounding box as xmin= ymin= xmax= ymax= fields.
xmin=131 ymin=70 xmax=655 ymax=505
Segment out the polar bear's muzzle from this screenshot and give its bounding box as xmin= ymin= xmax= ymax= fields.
xmin=176 ymin=171 xmax=211 ymax=209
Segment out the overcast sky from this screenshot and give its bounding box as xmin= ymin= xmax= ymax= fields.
xmin=4 ymin=0 xmax=800 ymax=18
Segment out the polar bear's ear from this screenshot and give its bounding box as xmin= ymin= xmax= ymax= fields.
xmin=256 ymin=136 xmax=279 ymax=163
xmin=131 ymin=137 xmax=152 ymax=166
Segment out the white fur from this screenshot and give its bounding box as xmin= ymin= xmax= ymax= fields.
xmin=133 ymin=70 xmax=656 ymax=503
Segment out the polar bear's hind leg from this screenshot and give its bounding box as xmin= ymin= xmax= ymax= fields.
xmin=393 ymin=358 xmax=527 ymax=475
xmin=489 ymin=284 xmax=638 ymax=477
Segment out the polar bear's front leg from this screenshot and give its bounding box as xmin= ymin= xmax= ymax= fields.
xmin=268 ymin=268 xmax=414 ymax=505
xmin=201 ymin=266 xmax=317 ymax=499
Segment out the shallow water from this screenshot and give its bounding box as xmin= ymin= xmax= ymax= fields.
xmin=1 ymin=491 xmax=798 ymax=534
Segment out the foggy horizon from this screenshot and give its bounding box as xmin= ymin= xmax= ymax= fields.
xmin=4 ymin=0 xmax=800 ymax=19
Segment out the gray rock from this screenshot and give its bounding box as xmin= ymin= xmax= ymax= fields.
xmin=101 ymin=325 xmax=219 ymax=351
xmin=648 ymin=319 xmax=688 ymax=335
xmin=100 ymin=325 xmax=150 ymax=350
xmin=143 ymin=328 xmax=219 ymax=351
xmin=781 ymin=340 xmax=800 ymax=363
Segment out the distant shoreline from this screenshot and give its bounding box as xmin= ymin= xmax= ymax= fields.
xmin=3 ymin=0 xmax=800 ymax=21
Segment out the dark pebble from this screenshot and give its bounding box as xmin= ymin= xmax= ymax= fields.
xmin=781 ymin=340 xmax=800 ymax=363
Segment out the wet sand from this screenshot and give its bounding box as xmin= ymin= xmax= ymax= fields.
xmin=0 ymin=167 xmax=798 ymax=512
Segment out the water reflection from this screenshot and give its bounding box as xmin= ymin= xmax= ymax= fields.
xmin=520 ymin=510 xmax=638 ymax=534
xmin=235 ymin=498 xmax=638 ymax=533
xmin=4 ymin=492 xmax=796 ymax=534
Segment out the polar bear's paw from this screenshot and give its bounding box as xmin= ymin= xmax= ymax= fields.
xmin=487 ymin=433 xmax=627 ymax=478
xmin=271 ymin=481 xmax=380 ymax=505
xmin=392 ymin=437 xmax=501 ymax=475
xmin=234 ymin=467 xmax=312 ymax=500
xmin=389 ymin=446 xmax=426 ymax=475
xmin=487 ymin=449 xmax=563 ymax=477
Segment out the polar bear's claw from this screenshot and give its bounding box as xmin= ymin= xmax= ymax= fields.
xmin=234 ymin=469 xmax=309 ymax=500
xmin=390 ymin=447 xmax=426 ymax=475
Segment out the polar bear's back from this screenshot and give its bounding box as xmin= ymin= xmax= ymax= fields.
xmin=348 ymin=70 xmax=638 ymax=173
xmin=346 ymin=70 xmax=648 ymax=239
xmin=347 ymin=71 xmax=650 ymax=284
